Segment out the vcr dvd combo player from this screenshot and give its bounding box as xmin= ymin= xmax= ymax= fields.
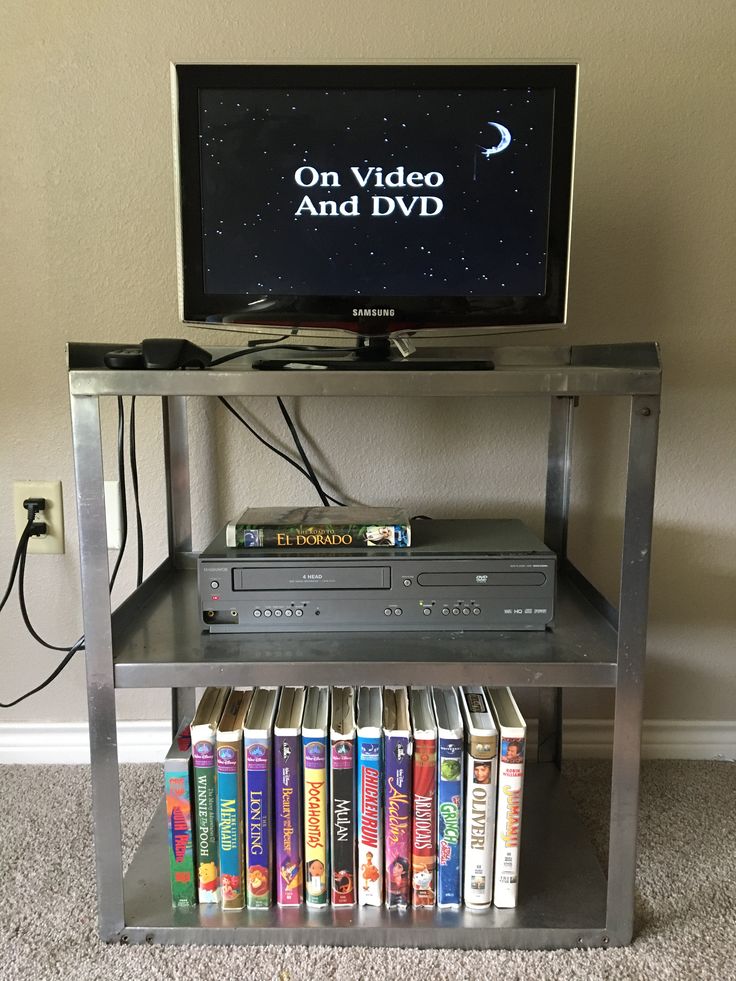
xmin=198 ymin=519 xmax=555 ymax=633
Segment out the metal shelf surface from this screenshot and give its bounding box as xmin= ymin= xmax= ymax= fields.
xmin=112 ymin=563 xmax=618 ymax=688
xmin=123 ymin=763 xmax=611 ymax=949
xmin=68 ymin=341 xmax=662 ymax=398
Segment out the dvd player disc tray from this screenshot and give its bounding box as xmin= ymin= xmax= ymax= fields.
xmin=198 ymin=518 xmax=555 ymax=633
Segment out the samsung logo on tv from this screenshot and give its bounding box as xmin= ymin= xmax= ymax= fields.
xmin=352 ymin=308 xmax=396 ymax=317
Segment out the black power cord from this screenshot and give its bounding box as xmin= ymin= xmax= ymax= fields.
xmin=2 ymin=397 xmax=135 ymax=708
xmin=208 ymin=336 xmax=288 ymax=366
xmin=109 ymin=396 xmax=129 ymax=592
xmin=17 ymin=542 xmax=80 ymax=653
xmin=218 ymin=396 xmax=345 ymax=506
xmin=129 ymin=396 xmax=144 ymax=588
xmin=2 ymin=527 xmax=87 ymax=703
xmin=0 ymin=503 xmax=85 ymax=708
xmin=0 ymin=519 xmax=36 ymax=617
xmin=0 ymin=642 xmax=84 ymax=709
xmin=209 ymin=340 xmax=350 ymax=368
xmin=276 ymin=396 xmax=333 ymax=507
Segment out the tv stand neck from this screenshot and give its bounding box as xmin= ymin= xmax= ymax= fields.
xmin=355 ymin=334 xmax=392 ymax=362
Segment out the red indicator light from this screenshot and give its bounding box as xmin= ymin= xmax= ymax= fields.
xmin=211 ymin=595 xmax=220 ymax=601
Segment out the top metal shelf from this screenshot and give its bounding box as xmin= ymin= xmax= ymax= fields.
xmin=67 ymin=341 xmax=662 ymax=398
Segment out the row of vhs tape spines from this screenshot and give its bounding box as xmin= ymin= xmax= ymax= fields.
xmin=164 ymin=685 xmax=526 ymax=911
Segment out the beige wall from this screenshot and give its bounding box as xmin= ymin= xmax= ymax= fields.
xmin=2 ymin=1 xmax=734 ymax=725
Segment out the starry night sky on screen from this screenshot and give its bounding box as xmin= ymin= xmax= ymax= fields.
xmin=198 ymin=86 xmax=555 ymax=297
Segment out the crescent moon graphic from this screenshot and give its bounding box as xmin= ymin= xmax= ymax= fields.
xmin=473 ymin=121 xmax=512 ymax=179
xmin=484 ymin=121 xmax=512 ymax=154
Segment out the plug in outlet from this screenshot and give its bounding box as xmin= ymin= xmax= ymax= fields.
xmin=13 ymin=480 xmax=65 ymax=554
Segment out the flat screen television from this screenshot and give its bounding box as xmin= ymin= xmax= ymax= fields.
xmin=173 ymin=63 xmax=577 ymax=360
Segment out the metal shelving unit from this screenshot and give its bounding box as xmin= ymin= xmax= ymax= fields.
xmin=68 ymin=340 xmax=661 ymax=949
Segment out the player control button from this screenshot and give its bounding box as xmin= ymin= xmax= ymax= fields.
xmin=395 ymin=608 xmax=403 ymax=616
xmin=452 ymin=608 xmax=460 ymax=616
xmin=253 ymin=609 xmax=262 ymax=618
xmin=403 ymin=579 xmax=412 ymax=587
xmin=210 ymin=580 xmax=219 ymax=589
xmin=462 ymin=607 xmax=471 ymax=616
xmin=274 ymin=609 xmax=282 ymax=617
xmin=264 ymin=609 xmax=272 ymax=617
xmin=442 ymin=608 xmax=450 ymax=616
xmin=294 ymin=608 xmax=303 ymax=617
xmin=422 ymin=607 xmax=432 ymax=616
xmin=472 ymin=607 xmax=481 ymax=615
xmin=384 ymin=609 xmax=392 ymax=616
xmin=284 ymin=609 xmax=293 ymax=617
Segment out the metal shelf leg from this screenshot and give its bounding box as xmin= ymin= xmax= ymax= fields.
xmin=162 ymin=395 xmax=197 ymax=736
xmin=540 ymin=396 xmax=576 ymax=766
xmin=606 ymin=394 xmax=660 ymax=943
xmin=70 ymin=392 xmax=125 ymax=942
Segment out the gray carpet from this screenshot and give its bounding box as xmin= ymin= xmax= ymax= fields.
xmin=0 ymin=760 xmax=734 ymax=980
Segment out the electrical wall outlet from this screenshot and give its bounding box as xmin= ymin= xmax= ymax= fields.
xmin=13 ymin=480 xmax=65 ymax=554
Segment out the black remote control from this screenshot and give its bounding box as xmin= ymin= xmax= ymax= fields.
xmin=103 ymin=347 xmax=146 ymax=369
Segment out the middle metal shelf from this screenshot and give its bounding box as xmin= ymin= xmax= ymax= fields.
xmin=111 ymin=561 xmax=618 ymax=688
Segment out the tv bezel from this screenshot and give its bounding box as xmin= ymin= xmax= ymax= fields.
xmin=173 ymin=62 xmax=578 ymax=336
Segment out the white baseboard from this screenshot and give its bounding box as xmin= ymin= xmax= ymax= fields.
xmin=558 ymin=720 xmax=736 ymax=761
xmin=0 ymin=719 xmax=734 ymax=764
xmin=0 ymin=721 xmax=172 ymax=764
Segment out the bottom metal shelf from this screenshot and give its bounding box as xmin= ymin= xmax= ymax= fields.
xmin=121 ymin=764 xmax=612 ymax=949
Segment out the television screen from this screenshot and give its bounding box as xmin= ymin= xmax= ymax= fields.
xmin=174 ymin=64 xmax=577 ymax=338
